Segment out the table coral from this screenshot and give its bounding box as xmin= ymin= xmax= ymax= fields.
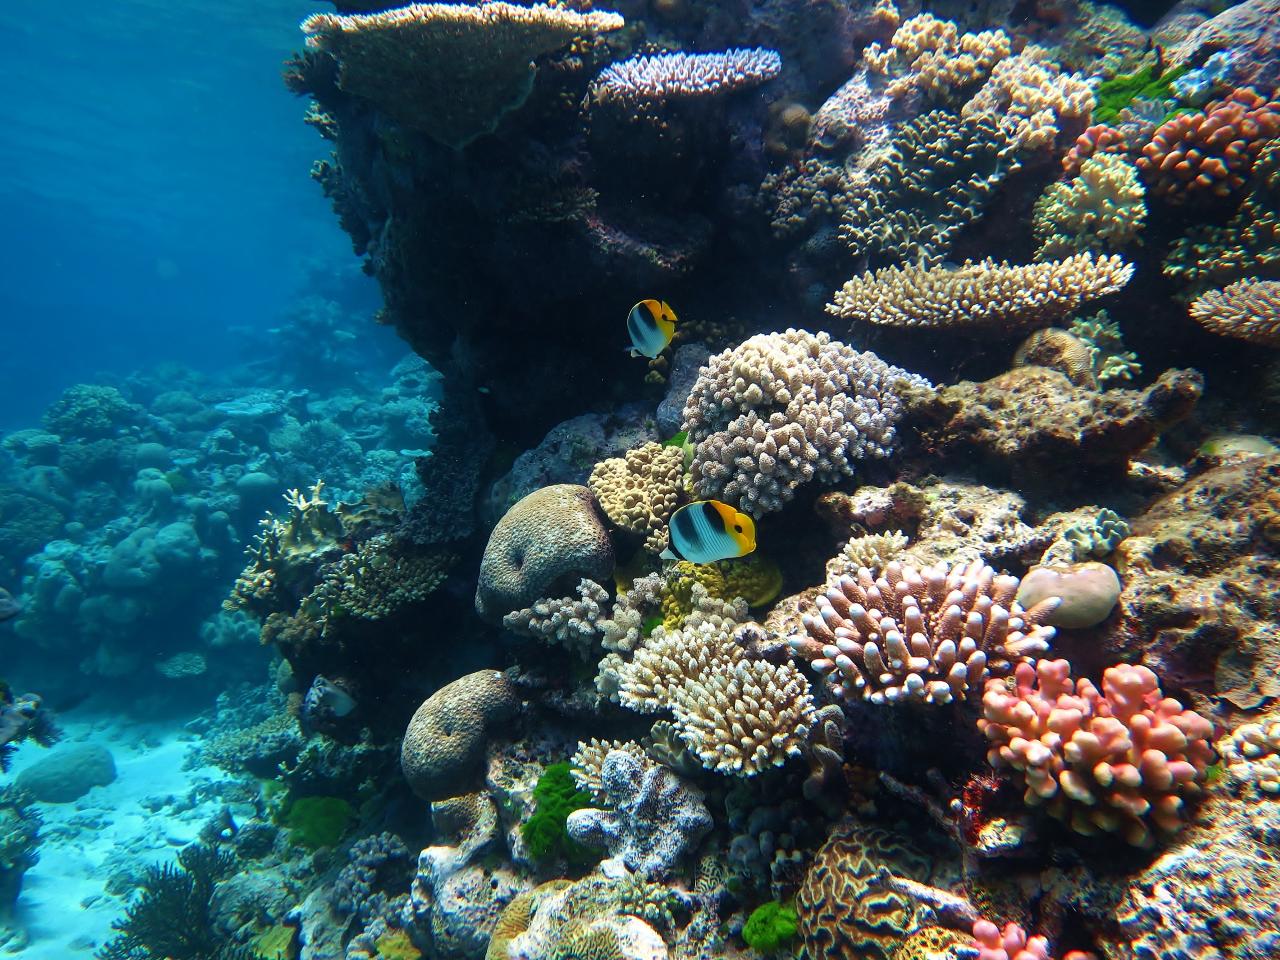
xmin=1136 ymin=87 xmax=1280 ymax=202
xmin=588 ymin=442 xmax=685 ymax=554
xmin=839 ymin=110 xmax=1020 ymax=270
xmin=682 ymin=329 xmax=926 ymax=517
xmin=301 ymin=2 xmax=624 ymax=147
xmin=1189 ymin=278 xmax=1280 ymax=347
xmin=588 ymin=48 xmax=782 ymax=107
xmin=829 ymin=255 xmax=1133 ymax=332
xmin=475 ymin=484 xmax=615 ymax=622
xmin=1032 ymin=154 xmax=1146 ymax=260
xmin=979 ymin=659 xmax=1215 ymax=846
xmin=789 ymin=560 xmax=1058 ymax=706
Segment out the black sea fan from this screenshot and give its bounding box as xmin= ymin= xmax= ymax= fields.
xmin=96 ymin=844 xmax=252 ymax=960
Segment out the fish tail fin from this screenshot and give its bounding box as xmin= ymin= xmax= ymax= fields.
xmin=659 ymin=547 xmax=678 ymax=561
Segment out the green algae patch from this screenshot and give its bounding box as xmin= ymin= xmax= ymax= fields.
xmin=521 ymin=762 xmax=594 ymax=864
xmin=742 ymin=901 xmax=799 ymax=953
xmin=1093 ymin=63 xmax=1190 ymax=124
xmin=282 ymin=795 xmax=355 ymax=850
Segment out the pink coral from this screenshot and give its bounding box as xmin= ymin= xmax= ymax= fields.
xmin=1136 ymin=87 xmax=1280 ymax=201
xmin=979 ymin=659 xmax=1215 ymax=846
xmin=971 ymin=920 xmax=1096 ymax=960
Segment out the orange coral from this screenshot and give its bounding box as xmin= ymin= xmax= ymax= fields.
xmin=1136 ymin=87 xmax=1280 ymax=201
xmin=1061 ymin=123 xmax=1129 ymax=177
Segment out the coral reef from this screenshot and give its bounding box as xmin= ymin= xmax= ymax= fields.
xmin=980 ymin=659 xmax=1215 ymax=846
xmin=1032 ymin=154 xmax=1146 ymax=260
xmin=961 ymin=45 xmax=1096 ymax=151
xmin=682 ymin=330 xmax=927 ymax=516
xmin=588 ymin=443 xmax=685 ymax=555
xmin=589 ymin=48 xmax=782 ymax=106
xmin=829 ymin=255 xmax=1134 ymax=333
xmin=502 ymin=578 xmax=609 ymax=659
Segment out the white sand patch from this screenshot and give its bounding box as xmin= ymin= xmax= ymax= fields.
xmin=5 ymin=712 xmax=233 ymax=958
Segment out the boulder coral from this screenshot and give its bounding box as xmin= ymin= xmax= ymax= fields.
xmin=588 ymin=443 xmax=685 ymax=555
xmin=979 ymin=659 xmax=1215 ymax=846
xmin=475 ymin=484 xmax=614 ymax=622
xmin=401 ymin=670 xmax=520 ymax=802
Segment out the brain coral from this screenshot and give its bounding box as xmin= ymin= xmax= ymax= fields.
xmin=789 ymin=560 xmax=1058 ymax=706
xmin=797 ymin=820 xmax=951 ymax=960
xmin=588 ymin=442 xmax=685 ymax=554
xmin=475 ymin=484 xmax=615 ymax=622
xmin=979 ymin=659 xmax=1215 ymax=846
xmin=401 ymin=670 xmax=520 ymax=801
xmin=682 ymin=329 xmax=928 ymax=517
xmin=1188 ymin=278 xmax=1280 ymax=347
xmin=829 ymin=255 xmax=1134 ymax=333
xmin=302 ymin=2 xmax=624 ymax=148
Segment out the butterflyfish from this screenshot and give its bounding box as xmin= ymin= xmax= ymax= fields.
xmin=661 ymin=500 xmax=756 ymax=564
xmin=627 ymin=299 xmax=679 ymax=359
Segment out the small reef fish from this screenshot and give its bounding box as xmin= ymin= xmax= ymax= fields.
xmin=661 ymin=500 xmax=756 ymax=564
xmin=626 ymin=299 xmax=679 ymax=359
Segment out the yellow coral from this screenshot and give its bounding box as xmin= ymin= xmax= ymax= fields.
xmin=828 ymin=254 xmax=1134 ymax=332
xmin=1033 ymin=154 xmax=1146 ymax=260
xmin=864 ymin=14 xmax=1011 ymax=101
xmin=962 ymin=45 xmax=1095 ymax=151
xmin=660 ymin=555 xmax=782 ymax=627
xmin=588 ymin=442 xmax=685 ymax=554
xmin=302 ymin=3 xmax=624 ymax=148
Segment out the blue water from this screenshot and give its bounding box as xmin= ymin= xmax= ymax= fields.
xmin=0 ymin=0 xmax=362 ymax=429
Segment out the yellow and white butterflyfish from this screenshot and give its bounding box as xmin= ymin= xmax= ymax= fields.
xmin=626 ymin=299 xmax=679 ymax=359
xmin=661 ymin=500 xmax=756 ymax=564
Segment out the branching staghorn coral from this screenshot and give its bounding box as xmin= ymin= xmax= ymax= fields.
xmin=788 ymin=560 xmax=1058 ymax=706
xmin=1189 ymin=278 xmax=1280 ymax=347
xmin=962 ymin=45 xmax=1096 ymax=152
xmin=682 ymin=329 xmax=928 ymax=517
xmin=599 ymin=571 xmax=664 ymax=655
xmin=613 ymin=586 xmax=814 ymax=775
xmin=588 ymin=442 xmax=685 ymax=554
xmin=828 ymin=255 xmax=1134 ymax=333
xmin=979 ymin=659 xmax=1215 ymax=846
xmin=301 ymin=2 xmax=624 ymax=148
xmin=571 ymin=738 xmax=647 ymax=800
xmin=826 ymin=531 xmax=910 ymax=580
xmin=502 ymin=578 xmax=610 ymax=658
xmin=840 ymin=110 xmax=1020 ymax=269
xmin=588 ymin=48 xmax=782 ymax=107
xmin=1032 ymin=154 xmax=1146 ymax=260
xmin=862 ymin=14 xmax=1011 ymax=102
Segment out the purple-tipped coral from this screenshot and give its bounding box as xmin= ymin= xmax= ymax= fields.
xmin=589 ymin=48 xmax=782 ymax=106
xmin=789 ymin=560 xmax=1058 ymax=706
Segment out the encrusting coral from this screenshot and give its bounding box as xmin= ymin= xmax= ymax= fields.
xmin=301 ymin=2 xmax=625 ymax=147
xmin=828 ymin=255 xmax=1134 ymax=333
xmin=588 ymin=442 xmax=685 ymax=554
xmin=788 ymin=560 xmax=1059 ymax=706
xmin=839 ymin=110 xmax=1020 ymax=270
xmin=1189 ymin=278 xmax=1280 ymax=347
xmin=682 ymin=329 xmax=928 ymax=516
xmin=1032 ymin=154 xmax=1146 ymax=260
xmin=979 ymin=659 xmax=1215 ymax=846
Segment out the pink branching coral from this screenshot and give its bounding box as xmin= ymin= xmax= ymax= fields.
xmin=1137 ymin=87 xmax=1280 ymax=201
xmin=979 ymin=659 xmax=1215 ymax=847
xmin=788 ymin=560 xmax=1059 ymax=706
xmin=972 ymin=920 xmax=1096 ymax=960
